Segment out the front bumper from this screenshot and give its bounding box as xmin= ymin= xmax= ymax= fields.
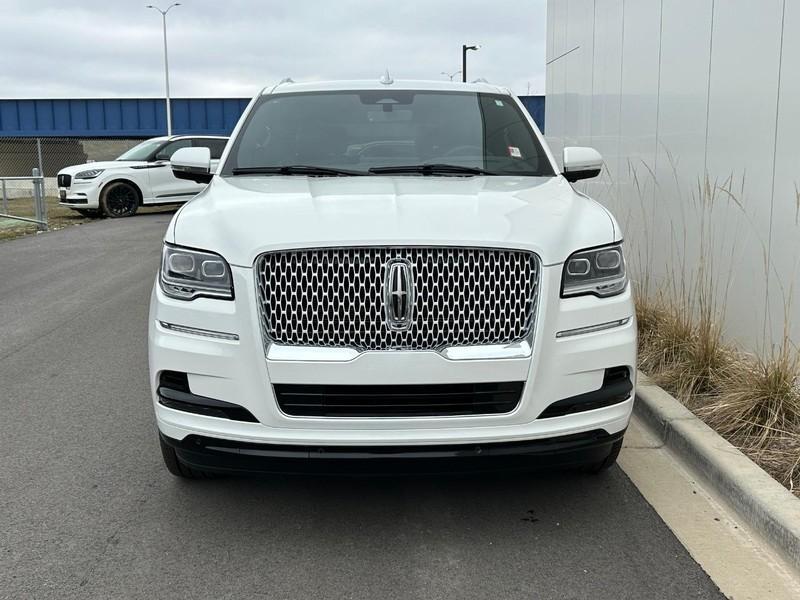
xmin=149 ymin=262 xmax=637 ymax=448
xmin=58 ymin=179 xmax=101 ymax=209
xmin=161 ymin=428 xmax=626 ymax=475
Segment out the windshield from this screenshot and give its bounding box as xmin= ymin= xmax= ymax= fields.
xmin=116 ymin=139 xmax=163 ymax=161
xmin=222 ymin=90 xmax=554 ymax=177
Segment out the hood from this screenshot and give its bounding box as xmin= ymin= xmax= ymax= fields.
xmin=170 ymin=175 xmax=617 ymax=267
xmin=58 ymin=160 xmax=146 ymax=175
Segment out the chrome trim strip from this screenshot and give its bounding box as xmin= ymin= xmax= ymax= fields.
xmin=439 ymin=341 xmax=532 ymax=360
xmin=155 ymin=192 xmax=196 ymax=198
xmin=158 ymin=321 xmax=239 ymax=341
xmin=267 ymin=345 xmax=359 ymax=362
xmin=555 ymin=317 xmax=631 ymax=339
xmin=266 ymin=341 xmax=532 ymax=362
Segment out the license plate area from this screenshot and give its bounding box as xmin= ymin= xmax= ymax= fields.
xmin=59 ymin=189 xmax=66 ymax=200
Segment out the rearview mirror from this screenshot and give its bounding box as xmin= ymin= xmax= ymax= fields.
xmin=171 ymin=147 xmax=212 ymax=184
xmin=562 ymin=147 xmax=603 ymax=182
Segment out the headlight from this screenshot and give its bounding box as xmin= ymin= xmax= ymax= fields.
xmin=74 ymin=169 xmax=105 ymax=179
xmin=159 ymin=243 xmax=234 ymax=300
xmin=561 ymin=242 xmax=627 ymax=298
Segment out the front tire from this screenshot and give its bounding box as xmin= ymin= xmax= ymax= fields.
xmin=99 ymin=181 xmax=139 ymax=218
xmin=159 ymin=436 xmax=215 ymax=479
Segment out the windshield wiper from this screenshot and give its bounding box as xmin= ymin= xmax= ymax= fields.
xmin=231 ymin=165 xmax=366 ymax=176
xmin=368 ymin=163 xmax=495 ymax=176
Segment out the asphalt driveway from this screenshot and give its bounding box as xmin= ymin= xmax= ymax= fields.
xmin=0 ymin=215 xmax=724 ymax=599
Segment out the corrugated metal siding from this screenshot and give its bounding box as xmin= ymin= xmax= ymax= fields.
xmin=519 ymin=95 xmax=545 ymax=132
xmin=0 ymin=95 xmax=543 ymax=137
xmin=0 ymin=96 xmax=544 ymax=138
xmin=0 ymin=98 xmax=250 ymax=137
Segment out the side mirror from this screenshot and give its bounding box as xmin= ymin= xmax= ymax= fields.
xmin=562 ymin=147 xmax=603 ymax=182
xmin=171 ymin=147 xmax=212 ymax=184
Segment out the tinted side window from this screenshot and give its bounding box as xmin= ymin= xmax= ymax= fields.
xmin=478 ymin=95 xmax=546 ymax=173
xmin=155 ymin=139 xmax=192 ymax=161
xmin=194 ymin=138 xmax=227 ymax=159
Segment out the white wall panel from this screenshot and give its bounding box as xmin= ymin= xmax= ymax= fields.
xmin=546 ymin=0 xmax=556 ymax=62
xmin=546 ymin=0 xmax=555 ymax=110
xmin=545 ymin=0 xmax=569 ymax=160
xmin=649 ymin=0 xmax=713 ymax=295
xmin=584 ymin=0 xmax=624 ymax=207
xmin=547 ymin=0 xmax=799 ymax=352
xmin=704 ymin=0 xmax=783 ymax=347
xmin=563 ymin=0 xmax=595 ymax=148
xmin=767 ymin=0 xmax=800 ymax=349
xmin=615 ymin=0 xmax=662 ymax=273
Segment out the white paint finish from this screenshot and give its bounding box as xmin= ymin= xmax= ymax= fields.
xmin=548 ymin=0 xmax=799 ymax=351
xmin=151 ymin=258 xmax=635 ymax=435
xmin=149 ymin=79 xmax=637 ymax=451
xmin=263 ymin=79 xmax=511 ymax=96
xmin=170 ymin=146 xmax=211 ymax=173
xmin=172 ymin=175 xmax=616 ymax=267
xmin=150 ymin=260 xmax=636 ymax=444
xmin=563 ymin=146 xmax=603 ymax=173
xmin=266 ymin=350 xmax=532 ymax=385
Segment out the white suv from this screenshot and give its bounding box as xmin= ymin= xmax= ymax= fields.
xmin=56 ymin=135 xmax=227 ymax=217
xmin=149 ymin=79 xmax=636 ymax=478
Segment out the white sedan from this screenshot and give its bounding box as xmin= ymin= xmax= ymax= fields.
xmin=56 ymin=135 xmax=227 ymax=218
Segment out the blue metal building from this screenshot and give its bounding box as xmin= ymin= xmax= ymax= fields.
xmin=0 ymin=96 xmax=545 ymax=137
xmin=0 ymin=98 xmax=250 ymax=138
xmin=518 ymin=96 xmax=545 ymax=133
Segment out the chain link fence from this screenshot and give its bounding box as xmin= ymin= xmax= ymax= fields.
xmin=0 ymin=137 xmax=143 ymax=235
xmin=0 ymin=137 xmax=143 ymax=197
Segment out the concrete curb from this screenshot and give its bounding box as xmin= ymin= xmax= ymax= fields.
xmin=634 ymin=373 xmax=800 ymax=573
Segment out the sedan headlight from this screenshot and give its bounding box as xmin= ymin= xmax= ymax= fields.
xmin=561 ymin=242 xmax=627 ymax=298
xmin=159 ymin=243 xmax=234 ymax=300
xmin=74 ymin=168 xmax=105 ymax=179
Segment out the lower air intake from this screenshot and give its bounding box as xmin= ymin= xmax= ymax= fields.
xmin=273 ymin=381 xmax=525 ymax=417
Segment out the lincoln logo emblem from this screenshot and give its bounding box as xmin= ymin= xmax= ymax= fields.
xmin=384 ymin=259 xmax=414 ymax=331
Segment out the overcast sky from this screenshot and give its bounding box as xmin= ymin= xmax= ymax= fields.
xmin=0 ymin=0 xmax=546 ymax=99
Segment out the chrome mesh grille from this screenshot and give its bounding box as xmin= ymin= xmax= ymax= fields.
xmin=256 ymin=247 xmax=539 ymax=351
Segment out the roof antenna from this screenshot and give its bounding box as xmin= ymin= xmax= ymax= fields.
xmin=379 ymin=69 xmax=394 ymax=85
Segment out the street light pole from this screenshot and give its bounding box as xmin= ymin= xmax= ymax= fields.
xmin=147 ymin=3 xmax=181 ymax=136
xmin=461 ymin=44 xmax=480 ymax=83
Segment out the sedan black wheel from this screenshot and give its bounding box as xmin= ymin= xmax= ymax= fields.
xmin=100 ymin=182 xmax=139 ymax=218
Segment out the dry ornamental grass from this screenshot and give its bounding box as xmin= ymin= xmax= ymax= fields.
xmin=636 ymin=292 xmax=800 ymax=495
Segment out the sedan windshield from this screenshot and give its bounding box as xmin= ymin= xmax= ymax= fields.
xmin=116 ymin=139 xmax=163 ymax=161
xmin=222 ymin=90 xmax=554 ymax=177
